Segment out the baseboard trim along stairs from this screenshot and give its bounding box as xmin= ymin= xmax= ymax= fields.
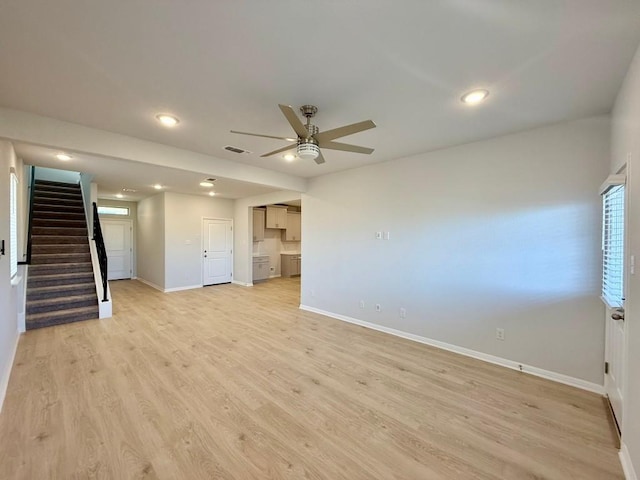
xmin=25 ymin=180 xmax=99 ymax=330
xmin=299 ymin=305 xmax=605 ymax=395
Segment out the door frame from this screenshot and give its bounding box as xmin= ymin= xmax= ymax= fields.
xmin=201 ymin=217 xmax=233 ymax=286
xmin=101 ymin=218 xmax=133 ymax=280
xmin=602 ymin=168 xmax=628 ymax=431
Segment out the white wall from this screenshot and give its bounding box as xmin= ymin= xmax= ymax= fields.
xmin=97 ymin=199 xmax=138 ymax=278
xmin=611 ymin=42 xmax=640 ymax=478
xmin=137 ymin=193 xmax=165 ymax=290
xmin=33 ymin=166 xmax=80 ymax=184
xmin=233 ymin=191 xmax=301 ymax=285
xmin=163 ymin=192 xmax=233 ymax=290
xmin=0 ymin=141 xmax=21 ymax=411
xmin=301 ymin=116 xmax=610 ymax=386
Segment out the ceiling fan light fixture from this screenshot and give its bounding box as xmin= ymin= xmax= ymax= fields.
xmin=199 ymin=181 xmax=214 ymax=187
xmin=461 ymin=89 xmax=489 ymax=105
xmin=297 ymin=143 xmax=320 ymax=161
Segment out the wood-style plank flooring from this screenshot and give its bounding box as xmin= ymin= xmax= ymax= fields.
xmin=0 ymin=278 xmax=623 ymax=479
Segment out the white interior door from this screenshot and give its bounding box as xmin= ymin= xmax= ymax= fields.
xmin=102 ymin=219 xmax=132 ymax=280
xmin=605 ymin=305 xmax=625 ymax=427
xmin=202 ymin=218 xmax=232 ymax=285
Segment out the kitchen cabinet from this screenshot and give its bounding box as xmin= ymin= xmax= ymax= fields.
xmin=252 ymin=255 xmax=270 ymax=282
xmin=252 ymin=208 xmax=265 ymax=242
xmin=282 ymin=212 xmax=301 ymax=242
xmin=281 ymin=254 xmax=301 ymax=277
xmin=266 ymin=205 xmax=287 ymax=229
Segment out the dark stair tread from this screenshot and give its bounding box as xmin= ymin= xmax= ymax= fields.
xmin=31 ymin=253 xmax=91 ymax=265
xmin=27 ymin=293 xmax=97 ymax=307
xmin=32 ymin=218 xmax=87 ymax=227
xmin=31 ymin=235 xmax=89 ymax=245
xmin=28 ymin=282 xmax=95 ymax=293
xmin=32 ymin=211 xmax=86 ymax=220
xmin=28 ymin=272 xmax=95 ymax=287
xmin=33 ymin=203 xmax=85 ymax=211
xmin=34 ymin=180 xmax=79 ymax=187
xmin=28 ymin=263 xmax=93 ymax=275
xmin=26 ymin=306 xmax=99 ymax=330
xmin=32 ymin=227 xmax=88 ymax=236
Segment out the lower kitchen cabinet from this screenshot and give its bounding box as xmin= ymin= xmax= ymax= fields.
xmin=280 ymin=254 xmax=301 ymax=277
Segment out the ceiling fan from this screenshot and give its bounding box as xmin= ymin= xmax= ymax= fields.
xmin=231 ymin=104 xmax=376 ymax=165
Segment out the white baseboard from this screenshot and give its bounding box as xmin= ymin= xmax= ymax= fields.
xmin=0 ymin=331 xmax=20 ymax=414
xmin=620 ymin=443 xmax=638 ymax=480
xmin=232 ymin=280 xmax=253 ymax=287
xmin=164 ymin=284 xmax=201 ymax=293
xmin=299 ymin=305 xmax=605 ymax=395
xmin=269 ymin=274 xmax=282 ymax=279
xmin=135 ymin=277 xmax=164 ymax=292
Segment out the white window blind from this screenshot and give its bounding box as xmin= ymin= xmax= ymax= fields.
xmin=602 ymin=183 xmax=625 ymax=307
xmin=10 ymin=172 xmax=18 ymax=278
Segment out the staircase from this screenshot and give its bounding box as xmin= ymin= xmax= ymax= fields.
xmin=26 ymin=180 xmax=99 ymax=330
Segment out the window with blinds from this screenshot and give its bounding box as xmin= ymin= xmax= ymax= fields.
xmin=10 ymin=172 xmax=18 ymax=278
xmin=602 ymin=183 xmax=625 ymax=307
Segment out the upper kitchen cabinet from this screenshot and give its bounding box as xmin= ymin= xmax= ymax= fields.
xmin=253 ymin=208 xmax=265 ymax=242
xmin=282 ymin=211 xmax=301 ymax=242
xmin=266 ymin=205 xmax=288 ymax=229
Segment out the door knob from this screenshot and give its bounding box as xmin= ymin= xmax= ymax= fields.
xmin=611 ymin=308 xmax=625 ymax=321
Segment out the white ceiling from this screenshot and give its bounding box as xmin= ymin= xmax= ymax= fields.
xmin=13 ymin=143 xmax=279 ymax=201
xmin=1 ymin=1 xmax=640 ymax=191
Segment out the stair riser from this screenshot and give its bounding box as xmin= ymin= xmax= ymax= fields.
xmin=32 ymin=227 xmax=88 ymax=236
xmin=31 ymin=254 xmax=91 ymax=265
xmin=28 ymin=274 xmax=94 ymax=288
xmin=32 ymin=197 xmax=83 ymax=207
xmin=34 ymin=180 xmax=80 ymax=188
xmin=31 ymin=235 xmax=88 ymax=245
xmin=27 ymin=298 xmax=97 ymax=315
xmin=32 ymin=212 xmax=86 ymax=221
xmin=34 ymin=187 xmax=81 ymax=196
xmin=32 ymin=218 xmax=87 ymax=228
xmin=27 ymin=286 xmax=96 ymax=301
xmin=29 ymin=264 xmax=93 ymax=275
xmin=33 ymin=204 xmax=84 ymax=213
xmin=26 ymin=309 xmax=99 ymax=330
xmin=32 ymin=244 xmax=90 ymax=254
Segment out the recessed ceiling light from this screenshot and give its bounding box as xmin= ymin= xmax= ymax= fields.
xmin=283 ymin=153 xmax=296 ymax=162
xmin=208 ymin=191 xmax=216 ymax=197
xmin=461 ymin=89 xmax=489 ymax=105
xmin=153 ymin=184 xmax=163 ymax=190
xmin=116 ymin=193 xmax=124 ymax=199
xmin=199 ymin=181 xmax=214 ymax=187
xmin=56 ymin=153 xmax=72 ymax=161
xmin=156 ymin=114 xmax=179 ymax=127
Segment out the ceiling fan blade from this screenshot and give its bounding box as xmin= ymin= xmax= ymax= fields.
xmin=231 ymin=130 xmax=296 ymax=141
xmin=314 ymin=150 xmax=326 ymax=165
xmin=319 ymin=141 xmax=374 ymax=155
xmin=279 ymin=104 xmax=309 ymax=139
xmin=260 ymin=143 xmax=297 ymax=158
xmin=315 ymin=120 xmax=376 ymax=143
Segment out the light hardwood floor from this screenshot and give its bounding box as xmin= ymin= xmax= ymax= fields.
xmin=0 ymin=278 xmax=623 ymax=479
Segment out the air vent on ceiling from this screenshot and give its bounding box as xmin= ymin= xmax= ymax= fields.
xmin=205 ymin=177 xmax=216 ymax=182
xmin=224 ymin=145 xmax=251 ymax=154
xmin=122 ymin=188 xmax=137 ymax=193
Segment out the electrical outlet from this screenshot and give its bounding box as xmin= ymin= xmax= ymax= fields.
xmin=375 ymin=304 xmax=381 ymax=312
xmin=399 ymin=308 xmax=406 ymax=318
xmin=359 ymin=300 xmax=365 ymax=309
xmin=496 ymin=328 xmax=505 ymax=341
xmin=311 ymin=289 xmax=316 ymax=297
